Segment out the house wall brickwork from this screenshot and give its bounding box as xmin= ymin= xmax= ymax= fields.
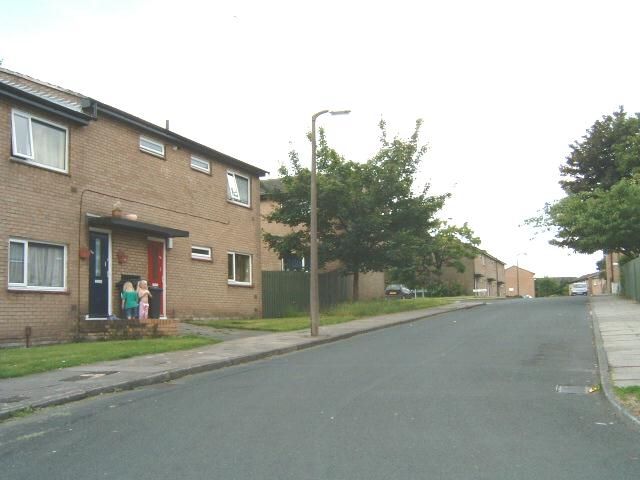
xmin=504 ymin=266 xmax=535 ymax=297
xmin=1 ymin=70 xmax=265 ymax=345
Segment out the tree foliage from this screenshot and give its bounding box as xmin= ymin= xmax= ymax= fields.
xmin=535 ymin=277 xmax=568 ymax=297
xmin=560 ymin=107 xmax=640 ymax=194
xmin=530 ymin=107 xmax=640 ymax=258
xmin=263 ymin=120 xmax=448 ymax=300
xmin=543 ymin=174 xmax=640 ymax=257
xmin=388 ymin=222 xmax=480 ymax=289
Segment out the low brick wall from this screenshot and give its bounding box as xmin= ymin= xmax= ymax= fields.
xmin=139 ymin=319 xmax=179 ymax=336
xmin=79 ymin=318 xmax=179 ymax=340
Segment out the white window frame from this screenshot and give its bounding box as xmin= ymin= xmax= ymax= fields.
xmin=226 ymin=171 xmax=251 ymax=207
xmin=190 ymin=155 xmax=211 ymax=174
xmin=191 ymin=246 xmax=212 ymax=261
xmin=139 ymin=136 xmax=165 ymax=158
xmin=8 ymin=238 xmax=67 ymax=292
xmin=227 ymin=251 xmax=252 ymax=285
xmin=11 ymin=109 xmax=69 ymax=173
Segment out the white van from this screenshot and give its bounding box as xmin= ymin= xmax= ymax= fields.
xmin=569 ymin=282 xmax=588 ymax=296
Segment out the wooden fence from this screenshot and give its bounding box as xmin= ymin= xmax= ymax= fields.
xmin=262 ymin=270 xmax=349 ymax=318
xmin=621 ymin=257 xmax=640 ymax=302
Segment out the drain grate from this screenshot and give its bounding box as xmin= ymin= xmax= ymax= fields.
xmin=61 ymin=371 xmax=119 ymax=382
xmin=556 ymin=385 xmax=590 ymax=394
xmin=0 ymin=395 xmax=29 ymax=404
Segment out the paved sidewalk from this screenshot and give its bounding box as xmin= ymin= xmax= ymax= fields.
xmin=590 ymin=295 xmax=640 ymax=427
xmin=0 ymin=301 xmax=483 ymax=421
xmin=591 ymin=295 xmax=640 ymax=387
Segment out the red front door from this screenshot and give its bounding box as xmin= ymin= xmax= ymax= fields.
xmin=147 ymin=241 xmax=164 ymax=316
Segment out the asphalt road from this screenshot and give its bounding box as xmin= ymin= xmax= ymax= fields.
xmin=1 ymin=297 xmax=639 ymax=479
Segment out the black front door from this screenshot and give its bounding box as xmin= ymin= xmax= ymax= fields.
xmin=89 ymin=232 xmax=110 ymax=317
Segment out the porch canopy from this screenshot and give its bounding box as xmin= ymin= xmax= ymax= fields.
xmin=88 ymin=216 xmax=189 ymax=238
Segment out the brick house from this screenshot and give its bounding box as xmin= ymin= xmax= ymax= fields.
xmin=438 ymin=251 xmax=506 ymax=297
xmin=260 ymin=179 xmax=384 ymax=301
xmin=505 ymin=266 xmax=535 ymax=297
xmin=604 ymin=252 xmax=621 ymax=294
xmin=0 ymin=68 xmax=267 ymax=346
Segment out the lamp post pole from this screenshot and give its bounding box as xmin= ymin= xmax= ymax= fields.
xmin=515 ymin=252 xmax=527 ymax=297
xmin=516 ymin=257 xmax=520 ymax=297
xmin=310 ymin=109 xmax=350 ymax=337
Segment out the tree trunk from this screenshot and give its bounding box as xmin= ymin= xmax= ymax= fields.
xmin=352 ymin=271 xmax=360 ymax=302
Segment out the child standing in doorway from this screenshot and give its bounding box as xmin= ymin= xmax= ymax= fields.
xmin=120 ymin=281 xmax=139 ymax=320
xmin=137 ymin=280 xmax=153 ymax=320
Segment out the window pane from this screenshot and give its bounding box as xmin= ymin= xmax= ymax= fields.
xmin=236 ymin=175 xmax=249 ymax=204
xmin=140 ymin=137 xmax=164 ymax=155
xmin=235 ymin=254 xmax=251 ymax=283
xmin=12 ymin=113 xmax=32 ymax=157
xmin=191 ymin=157 xmax=210 ymax=172
xmin=28 ymin=243 xmax=64 ymax=287
xmin=94 ymin=238 xmax=102 ymax=277
xmin=227 ymin=173 xmax=240 ymax=200
xmin=283 ymin=255 xmax=305 ymax=272
xmin=9 ymin=242 xmax=25 ymax=284
xmin=32 ymin=120 xmax=66 ymax=169
xmin=192 ymin=247 xmax=211 ymax=259
xmin=227 ymin=253 xmax=234 ymax=280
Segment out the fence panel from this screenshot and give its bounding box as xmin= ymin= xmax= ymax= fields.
xmin=262 ymin=271 xmax=350 ymax=318
xmin=621 ymin=257 xmax=640 ymax=302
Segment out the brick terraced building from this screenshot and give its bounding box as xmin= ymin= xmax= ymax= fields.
xmin=0 ymin=68 xmax=267 ymax=345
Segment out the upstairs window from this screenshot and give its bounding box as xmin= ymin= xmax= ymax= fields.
xmin=190 ymin=155 xmax=211 ymax=174
xmin=11 ymin=110 xmax=68 ymax=173
xmin=139 ymin=136 xmax=165 ymax=158
xmin=226 ymin=171 xmax=250 ymax=206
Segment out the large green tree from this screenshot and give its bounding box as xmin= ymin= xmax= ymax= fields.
xmin=543 ymin=175 xmax=640 ymax=257
xmin=560 ymin=107 xmax=640 ymax=194
xmin=530 ymin=107 xmax=640 ymax=258
xmin=264 ymin=120 xmax=447 ymax=300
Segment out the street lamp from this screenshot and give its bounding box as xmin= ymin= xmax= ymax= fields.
xmin=310 ymin=109 xmax=350 ymax=336
xmin=515 ymin=252 xmax=527 ymax=297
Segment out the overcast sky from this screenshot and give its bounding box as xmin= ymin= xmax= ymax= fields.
xmin=3 ymin=0 xmax=639 ymax=277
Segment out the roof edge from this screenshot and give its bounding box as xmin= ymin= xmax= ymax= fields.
xmin=0 ymin=81 xmax=94 ymax=125
xmin=97 ymin=101 xmax=268 ymax=177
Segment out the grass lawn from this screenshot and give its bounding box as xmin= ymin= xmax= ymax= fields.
xmin=0 ymin=336 xmax=220 ymax=379
xmin=190 ymin=297 xmax=458 ymax=332
xmin=615 ymin=386 xmax=640 ymax=417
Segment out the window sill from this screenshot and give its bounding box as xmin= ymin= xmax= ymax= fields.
xmin=139 ymin=148 xmax=166 ymax=159
xmin=227 ymin=281 xmax=253 ymax=288
xmin=10 ymin=156 xmax=69 ymax=176
xmin=8 ymin=287 xmax=69 ymax=294
xmin=226 ymin=199 xmax=252 ymax=209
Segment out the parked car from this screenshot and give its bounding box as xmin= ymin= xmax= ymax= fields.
xmin=569 ymin=282 xmax=588 ymax=296
xmin=385 ymin=284 xmax=413 ymax=299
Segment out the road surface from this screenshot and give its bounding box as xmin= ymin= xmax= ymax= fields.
xmin=1 ymin=297 xmax=639 ymax=479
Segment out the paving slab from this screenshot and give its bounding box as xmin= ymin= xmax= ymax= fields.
xmin=590 ymin=295 xmax=640 ymax=425
xmin=0 ymin=301 xmax=483 ymax=420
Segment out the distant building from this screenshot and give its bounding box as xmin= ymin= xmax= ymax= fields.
xmin=439 ymin=251 xmax=506 ymax=297
xmin=505 ymin=266 xmax=535 ymax=297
